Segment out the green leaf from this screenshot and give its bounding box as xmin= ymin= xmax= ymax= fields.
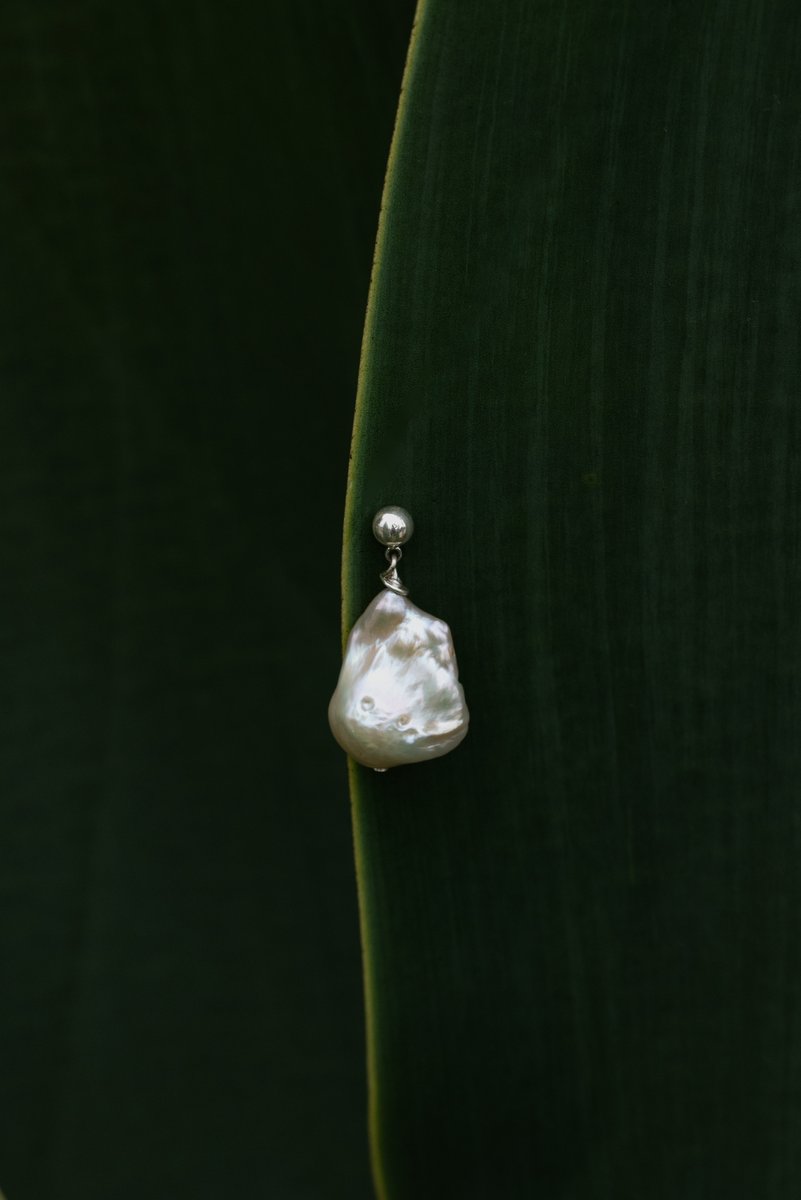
xmin=345 ymin=1 xmax=801 ymax=1196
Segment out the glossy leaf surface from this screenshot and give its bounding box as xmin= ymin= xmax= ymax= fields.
xmin=345 ymin=3 xmax=801 ymax=1196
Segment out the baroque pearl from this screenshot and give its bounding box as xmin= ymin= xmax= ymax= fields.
xmin=328 ymin=588 xmax=469 ymax=770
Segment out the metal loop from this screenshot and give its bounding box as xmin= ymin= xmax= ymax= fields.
xmin=380 ymin=544 xmax=409 ymax=596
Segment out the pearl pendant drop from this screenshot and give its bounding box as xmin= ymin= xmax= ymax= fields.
xmin=328 ymin=507 xmax=469 ymax=771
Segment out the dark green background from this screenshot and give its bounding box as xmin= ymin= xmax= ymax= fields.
xmin=0 ymin=4 xmax=413 ymax=1197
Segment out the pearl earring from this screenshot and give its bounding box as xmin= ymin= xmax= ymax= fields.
xmin=328 ymin=507 xmax=469 ymax=772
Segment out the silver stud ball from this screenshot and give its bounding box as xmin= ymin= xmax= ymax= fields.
xmin=372 ymin=505 xmax=414 ymax=547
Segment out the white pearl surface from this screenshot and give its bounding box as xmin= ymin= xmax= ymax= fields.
xmin=328 ymin=589 xmax=469 ymax=770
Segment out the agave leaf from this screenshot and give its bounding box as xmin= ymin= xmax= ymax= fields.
xmin=345 ymin=1 xmax=801 ymax=1196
